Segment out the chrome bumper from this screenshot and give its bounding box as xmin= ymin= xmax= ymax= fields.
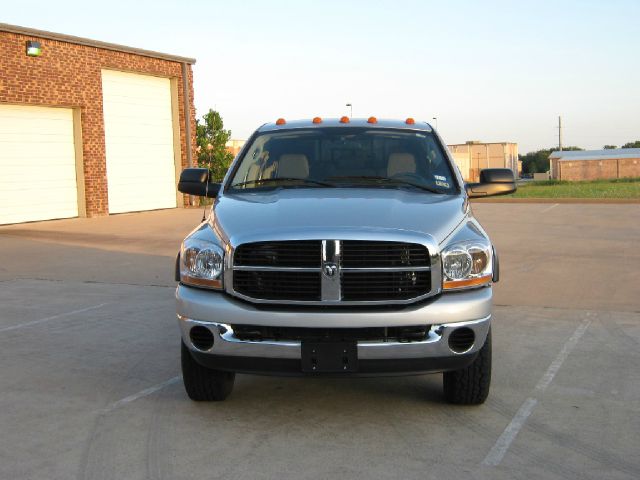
xmin=176 ymin=285 xmax=492 ymax=366
xmin=176 ymin=284 xmax=492 ymax=328
xmin=178 ymin=315 xmax=491 ymax=361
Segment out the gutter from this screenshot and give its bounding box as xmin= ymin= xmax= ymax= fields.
xmin=0 ymin=22 xmax=196 ymax=64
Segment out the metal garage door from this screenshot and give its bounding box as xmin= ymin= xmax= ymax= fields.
xmin=101 ymin=70 xmax=177 ymax=214
xmin=0 ymin=105 xmax=78 ymax=225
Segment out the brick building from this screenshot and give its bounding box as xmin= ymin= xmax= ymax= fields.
xmin=447 ymin=141 xmax=520 ymax=182
xmin=549 ymin=149 xmax=640 ymax=181
xmin=0 ymin=23 xmax=196 ymax=224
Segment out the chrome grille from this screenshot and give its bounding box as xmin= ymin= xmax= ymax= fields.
xmin=231 ymin=240 xmax=432 ymax=304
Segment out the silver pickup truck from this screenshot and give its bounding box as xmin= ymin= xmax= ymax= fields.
xmin=175 ymin=117 xmax=516 ymax=404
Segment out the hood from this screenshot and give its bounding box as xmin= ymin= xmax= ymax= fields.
xmin=211 ymin=188 xmax=467 ymax=246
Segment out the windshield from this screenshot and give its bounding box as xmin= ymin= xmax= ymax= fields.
xmin=227 ymin=128 xmax=458 ymax=194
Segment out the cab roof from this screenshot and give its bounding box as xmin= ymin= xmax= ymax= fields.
xmin=258 ymin=118 xmax=434 ymax=133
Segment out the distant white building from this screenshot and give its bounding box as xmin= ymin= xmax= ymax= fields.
xmin=447 ymin=141 xmax=519 ymax=182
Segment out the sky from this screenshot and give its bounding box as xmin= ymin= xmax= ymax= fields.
xmin=3 ymin=0 xmax=639 ymax=153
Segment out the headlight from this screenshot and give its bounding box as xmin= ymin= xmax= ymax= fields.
xmin=180 ymin=239 xmax=224 ymax=289
xmin=442 ymin=240 xmax=492 ymax=290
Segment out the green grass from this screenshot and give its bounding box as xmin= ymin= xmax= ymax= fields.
xmin=511 ymin=178 xmax=640 ymax=199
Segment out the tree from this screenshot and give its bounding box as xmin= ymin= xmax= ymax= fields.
xmin=622 ymin=140 xmax=640 ymax=148
xmin=195 ymin=109 xmax=234 ymax=181
xmin=603 ymin=145 xmax=617 ymax=149
xmin=519 ymin=146 xmax=583 ymax=174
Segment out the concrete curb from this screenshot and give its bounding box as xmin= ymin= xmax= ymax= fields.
xmin=471 ymin=197 xmax=640 ymax=204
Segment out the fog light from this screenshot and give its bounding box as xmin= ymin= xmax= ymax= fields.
xmin=448 ymin=327 xmax=475 ymax=353
xmin=190 ymin=326 xmax=214 ymax=350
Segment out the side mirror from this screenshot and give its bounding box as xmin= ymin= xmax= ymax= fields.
xmin=465 ymin=168 xmax=516 ymax=198
xmin=177 ymin=168 xmax=220 ymax=198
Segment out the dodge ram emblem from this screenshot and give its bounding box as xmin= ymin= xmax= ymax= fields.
xmin=323 ymin=263 xmax=338 ymax=277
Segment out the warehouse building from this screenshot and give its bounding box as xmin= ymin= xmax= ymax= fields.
xmin=447 ymin=141 xmax=520 ymax=182
xmin=0 ymin=23 xmax=196 ymax=225
xmin=549 ymin=149 xmax=640 ymax=181
xmin=225 ymin=139 xmax=246 ymax=157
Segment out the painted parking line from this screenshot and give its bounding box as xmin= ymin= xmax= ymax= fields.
xmin=540 ymin=203 xmax=559 ymax=213
xmin=534 ymin=320 xmax=591 ymax=393
xmin=101 ymin=375 xmax=182 ymax=414
xmin=0 ymin=303 xmax=109 ymax=333
xmin=482 ymin=316 xmax=592 ymax=466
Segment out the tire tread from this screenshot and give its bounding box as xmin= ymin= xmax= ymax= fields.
xmin=181 ymin=342 xmax=235 ymax=401
xmin=443 ymin=328 xmax=492 ymax=405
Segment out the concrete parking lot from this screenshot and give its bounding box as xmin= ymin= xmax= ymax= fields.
xmin=1 ymin=203 xmax=639 ymax=479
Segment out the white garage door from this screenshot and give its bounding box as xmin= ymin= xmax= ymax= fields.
xmin=0 ymin=105 xmax=78 ymax=225
xmin=101 ymin=70 xmax=177 ymax=214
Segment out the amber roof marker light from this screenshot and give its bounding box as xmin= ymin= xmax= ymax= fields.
xmin=405 ymin=117 xmax=415 ymax=125
xmin=340 ymin=116 xmax=350 ymax=124
xmin=275 ymin=118 xmax=286 ymax=125
xmin=367 ymin=116 xmax=378 ymax=124
xmin=312 ymin=117 xmax=322 ymax=124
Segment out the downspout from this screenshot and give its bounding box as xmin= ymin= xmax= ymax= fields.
xmin=181 ymin=62 xmax=193 ymax=168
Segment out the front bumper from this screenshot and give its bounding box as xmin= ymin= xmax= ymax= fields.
xmin=176 ymin=286 xmax=492 ymax=376
xmin=176 ymin=284 xmax=492 ymax=328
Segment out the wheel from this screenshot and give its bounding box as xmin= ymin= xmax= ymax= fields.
xmin=442 ymin=328 xmax=492 ymax=405
xmin=181 ymin=341 xmax=235 ymax=401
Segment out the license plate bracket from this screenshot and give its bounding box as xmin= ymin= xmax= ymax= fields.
xmin=301 ymin=341 xmax=358 ymax=373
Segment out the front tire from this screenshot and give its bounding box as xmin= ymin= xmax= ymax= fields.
xmin=443 ymin=328 xmax=492 ymax=405
xmin=181 ymin=341 xmax=235 ymax=401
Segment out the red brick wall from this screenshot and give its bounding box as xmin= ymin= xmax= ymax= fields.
xmin=0 ymin=31 xmax=196 ymax=216
xmin=557 ymin=158 xmax=640 ymax=181
xmin=619 ymin=158 xmax=640 ymax=178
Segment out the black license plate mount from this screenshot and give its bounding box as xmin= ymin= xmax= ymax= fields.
xmin=301 ymin=341 xmax=358 ymax=373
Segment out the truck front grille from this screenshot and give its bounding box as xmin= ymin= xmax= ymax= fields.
xmin=233 ymin=270 xmax=321 ymax=301
xmin=341 ymin=241 xmax=429 ymax=268
xmin=234 ymin=240 xmax=321 ymax=267
xmin=341 ymin=271 xmax=431 ymax=301
xmin=231 ymin=240 xmax=432 ymax=304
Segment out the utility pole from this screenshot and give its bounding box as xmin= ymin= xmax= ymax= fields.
xmin=558 ymin=115 xmax=563 ymax=151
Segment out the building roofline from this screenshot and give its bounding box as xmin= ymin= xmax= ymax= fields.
xmin=0 ymin=23 xmax=196 ymax=64
xmin=550 ymin=148 xmax=640 ymax=161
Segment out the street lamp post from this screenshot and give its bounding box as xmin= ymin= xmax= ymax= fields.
xmin=346 ymin=103 xmax=352 ymax=118
xmin=432 ymin=117 xmax=438 ymax=129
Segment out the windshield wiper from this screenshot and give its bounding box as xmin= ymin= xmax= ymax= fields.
xmin=230 ymin=177 xmax=335 ymax=188
xmin=326 ymin=176 xmax=445 ymax=194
